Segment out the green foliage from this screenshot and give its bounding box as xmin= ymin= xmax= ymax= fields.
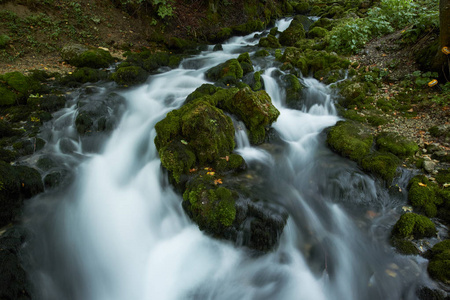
xmin=116 ymin=0 xmax=173 ymax=19
xmin=328 ymin=0 xmax=439 ymax=54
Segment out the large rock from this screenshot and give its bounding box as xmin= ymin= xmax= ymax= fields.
xmin=205 ymin=58 xmax=244 ymax=85
xmin=279 ymin=15 xmax=306 ymax=46
xmin=155 ymin=100 xmax=236 ymax=182
xmin=224 ymin=87 xmax=280 ymax=145
xmin=426 ymin=240 xmax=450 ymax=284
xmin=61 ymin=44 xmax=115 ymax=68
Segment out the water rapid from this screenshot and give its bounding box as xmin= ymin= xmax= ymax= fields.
xmin=24 ymin=20 xmax=432 ymax=300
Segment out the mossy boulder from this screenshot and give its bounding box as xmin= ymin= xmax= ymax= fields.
xmin=326 ymin=121 xmax=373 ymax=163
xmin=232 ymin=19 xmax=265 ymax=36
xmin=61 ymin=67 xmax=108 ymax=84
xmin=111 ymin=66 xmax=148 ymax=86
xmin=0 ymin=72 xmax=41 ymax=106
xmin=183 ymin=180 xmax=237 ymax=233
xmin=360 ymin=151 xmax=400 ymax=182
xmin=0 ymin=161 xmax=43 ymax=227
xmin=258 ymin=34 xmax=282 ymax=48
xmin=280 ymin=48 xmax=350 ymax=80
xmin=124 ymin=50 xmax=181 ymax=72
xmin=279 ymin=16 xmax=306 ymax=46
xmin=390 ymin=237 xmax=420 ymax=255
xmin=311 ymin=18 xmax=335 ymax=31
xmin=426 ymin=240 xmax=450 ymax=283
xmin=205 ymin=58 xmax=244 ymax=85
xmin=375 ymin=132 xmax=418 ymax=158
xmin=154 ymin=100 xmax=235 ymax=182
xmin=392 ymin=213 xmax=436 ymax=239
xmin=61 ymin=44 xmax=115 ymax=68
xmin=237 ymin=52 xmax=254 ymax=75
xmin=282 ymin=74 xmax=305 ymax=109
xmin=294 ymin=2 xmax=311 ymax=14
xmin=407 ymin=175 xmax=440 ymax=217
xmin=308 ymin=27 xmax=328 ymax=39
xmin=224 ymin=87 xmax=280 ymax=145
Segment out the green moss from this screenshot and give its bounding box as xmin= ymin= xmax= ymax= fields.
xmin=232 ymin=20 xmax=264 ymax=36
xmin=283 ymin=74 xmax=304 ymax=108
xmin=205 ymin=59 xmax=244 ymax=85
xmin=65 ymin=67 xmax=108 ymax=84
xmin=308 ymin=27 xmax=328 ymax=39
xmin=224 ymin=87 xmax=279 ymax=145
xmin=69 ymin=48 xmax=115 ymax=68
xmin=408 ymin=175 xmax=439 ymax=217
xmin=367 ymin=115 xmax=388 ymax=127
xmin=159 ymin=142 xmax=196 ymax=182
xmin=342 ymin=109 xmax=367 ymax=122
xmin=375 ymin=132 xmax=418 ymax=158
xmin=436 ymin=170 xmax=450 ymax=185
xmin=155 ymin=100 xmax=236 ymax=181
xmin=0 ymin=85 xmax=17 ymax=106
xmin=2 ymin=72 xmax=31 ymax=94
xmin=255 ymin=49 xmax=270 ymax=57
xmin=326 ymin=121 xmax=373 ymax=163
xmin=390 ymin=237 xmax=420 ymax=255
xmin=361 ymin=151 xmax=400 ymax=182
xmin=183 ymin=182 xmax=236 ymax=230
xmin=237 ymin=52 xmax=254 ymax=75
xmin=251 ymin=72 xmax=263 ymax=91
xmin=391 ymin=212 xmax=436 ymax=239
xmin=214 ymin=153 xmax=245 ymax=172
xmin=0 ymin=34 xmax=10 ymax=48
xmin=258 ymin=34 xmax=281 ymax=48
xmin=427 ymin=240 xmax=450 ymax=283
xmin=294 ymin=2 xmax=311 ymax=14
xmin=279 ymin=16 xmax=306 ymax=46
xmin=111 ymin=66 xmax=148 ymax=86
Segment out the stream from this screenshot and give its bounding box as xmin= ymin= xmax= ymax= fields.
xmin=23 ymin=18 xmax=437 ymax=300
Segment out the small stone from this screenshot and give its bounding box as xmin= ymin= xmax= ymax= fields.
xmin=423 ymin=160 xmax=436 ymax=173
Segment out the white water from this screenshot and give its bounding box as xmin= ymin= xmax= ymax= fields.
xmin=25 ymin=20 xmax=429 ymax=300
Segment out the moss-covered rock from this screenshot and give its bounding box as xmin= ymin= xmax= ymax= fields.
xmin=407 ymin=175 xmax=440 ymax=217
xmin=279 ymin=16 xmax=306 ymax=46
xmin=224 ymin=87 xmax=280 ymax=145
xmin=0 ymin=161 xmax=43 ymax=227
xmin=326 ymin=121 xmax=373 ymax=163
xmin=0 ymin=72 xmax=42 ymax=106
xmin=392 ymin=213 xmax=436 ymax=239
xmin=61 ymin=44 xmax=115 ymax=68
xmin=311 ymin=18 xmax=335 ymax=31
xmin=361 ymin=151 xmax=400 ymax=182
xmin=155 ymin=100 xmax=235 ymax=181
xmin=111 ymin=66 xmax=148 ymax=86
xmin=61 ymin=67 xmax=108 ymax=84
xmin=0 ymin=34 xmax=10 ymax=49
xmin=258 ymin=34 xmax=282 ymax=48
xmin=282 ymin=74 xmax=305 ymax=109
xmin=183 ymin=181 xmax=237 ymax=232
xmin=280 ymin=48 xmax=350 ymax=80
xmin=205 ymin=58 xmax=244 ymax=85
xmin=390 ymin=237 xmax=420 ymax=255
xmin=375 ymin=132 xmax=418 ymax=158
xmin=308 ymin=27 xmax=328 ymax=39
xmin=427 ymin=240 xmax=450 ymax=283
xmin=237 ymin=52 xmax=254 ymax=75
xmin=294 ymin=1 xmax=311 ymax=14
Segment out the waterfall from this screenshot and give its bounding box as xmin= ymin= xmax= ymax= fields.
xmin=24 ymin=19 xmax=429 ymax=300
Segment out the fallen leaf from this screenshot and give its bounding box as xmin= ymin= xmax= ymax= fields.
xmin=214 ymin=179 xmax=223 ymax=185
xmin=206 ymin=172 xmax=215 ymax=176
xmin=418 ymin=182 xmax=427 ymax=187
xmin=385 ymin=269 xmax=397 ymax=277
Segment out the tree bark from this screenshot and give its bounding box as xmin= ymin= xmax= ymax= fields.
xmin=438 ymin=0 xmax=450 ymax=79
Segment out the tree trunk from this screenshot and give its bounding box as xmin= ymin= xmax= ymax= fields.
xmin=438 ymin=0 xmax=450 ymax=79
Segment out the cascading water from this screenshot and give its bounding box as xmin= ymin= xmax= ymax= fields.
xmin=24 ymin=19 xmax=434 ymax=300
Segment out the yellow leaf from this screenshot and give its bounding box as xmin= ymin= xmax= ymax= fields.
xmin=418 ymin=182 xmax=427 ymax=187
xmin=385 ymin=269 xmax=397 ymax=277
xmin=207 ymin=172 xmax=215 ymax=176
